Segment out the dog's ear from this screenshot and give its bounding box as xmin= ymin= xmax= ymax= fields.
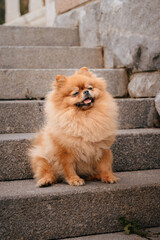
xmin=79 ymin=67 xmax=89 ymax=72
xmin=53 ymin=75 xmax=67 ymax=88
xmin=56 ymin=75 xmax=66 ymax=82
xmin=76 ymin=67 xmax=92 ymax=77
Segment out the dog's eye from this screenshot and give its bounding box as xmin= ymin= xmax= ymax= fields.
xmin=88 ymin=87 xmax=93 ymax=90
xmin=73 ymin=92 xmax=79 ymax=96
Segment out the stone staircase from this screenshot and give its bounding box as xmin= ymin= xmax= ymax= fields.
xmin=0 ymin=26 xmax=160 ymax=240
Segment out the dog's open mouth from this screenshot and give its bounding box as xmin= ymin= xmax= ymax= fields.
xmin=75 ymin=97 xmax=94 ymax=108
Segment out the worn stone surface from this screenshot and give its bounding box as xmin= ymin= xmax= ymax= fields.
xmin=79 ymin=1 xmax=100 ymax=47
xmin=0 ymin=170 xmax=160 ymax=240
xmin=0 ymin=100 xmax=44 ymax=134
xmin=0 ymin=133 xmax=33 ymax=180
xmin=112 ymin=129 xmax=160 ymax=172
xmin=155 ymin=93 xmax=160 ymax=116
xmin=128 ymin=72 xmax=160 ymax=97
xmin=0 ymin=69 xmax=128 ymax=99
xmin=101 ymin=0 xmax=160 ymax=71
xmin=0 ymin=129 xmax=160 ymax=181
xmin=54 ymin=1 xmax=99 ymax=46
xmin=62 ymin=233 xmax=145 ymax=240
xmin=54 ymin=0 xmax=160 ymax=72
xmin=118 ymin=98 xmax=159 ymax=129
xmin=62 ymin=227 xmax=160 ymax=240
xmin=0 ymin=26 xmax=79 ymax=46
xmin=62 ymin=229 xmax=160 ymax=240
xmin=54 ymin=5 xmax=82 ymax=28
xmin=0 ymin=46 xmax=103 ymax=69
xmin=0 ymin=99 xmax=158 ymax=134
xmin=91 ymin=69 xmax=128 ymax=97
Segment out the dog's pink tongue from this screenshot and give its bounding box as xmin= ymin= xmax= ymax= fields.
xmin=84 ymin=99 xmax=91 ymax=104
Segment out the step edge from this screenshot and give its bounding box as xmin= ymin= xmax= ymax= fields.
xmin=0 ymin=169 xmax=160 ymax=201
xmin=1 ymin=128 xmax=160 ymax=141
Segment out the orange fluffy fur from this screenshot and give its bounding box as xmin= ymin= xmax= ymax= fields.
xmin=29 ymin=67 xmax=118 ymax=187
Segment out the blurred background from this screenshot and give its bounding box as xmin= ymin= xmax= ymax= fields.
xmin=0 ymin=0 xmax=5 ymax=24
xmin=0 ymin=0 xmax=31 ymax=24
xmin=0 ymin=0 xmax=54 ymax=26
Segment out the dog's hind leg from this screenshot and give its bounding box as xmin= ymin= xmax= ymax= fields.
xmin=31 ymin=155 xmax=56 ymax=187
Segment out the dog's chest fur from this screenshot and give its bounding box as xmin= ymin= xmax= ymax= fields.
xmin=73 ymin=141 xmax=103 ymax=163
xmin=71 ymin=140 xmax=104 ymax=176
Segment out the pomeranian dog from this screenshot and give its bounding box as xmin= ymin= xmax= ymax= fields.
xmin=29 ymin=67 xmax=118 ymax=187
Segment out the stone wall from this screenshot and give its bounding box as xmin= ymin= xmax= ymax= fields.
xmin=54 ymin=0 xmax=160 ymax=72
xmin=54 ymin=0 xmax=160 ymax=103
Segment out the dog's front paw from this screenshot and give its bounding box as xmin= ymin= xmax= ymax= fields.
xmin=36 ymin=176 xmax=55 ymax=187
xmin=101 ymin=174 xmax=118 ymax=184
xmin=67 ymin=176 xmax=85 ymax=186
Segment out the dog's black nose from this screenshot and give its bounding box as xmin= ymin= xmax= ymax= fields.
xmin=84 ymin=90 xmax=89 ymax=95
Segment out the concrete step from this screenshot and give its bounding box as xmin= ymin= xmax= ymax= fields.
xmin=0 ymin=99 xmax=159 ymax=134
xmin=0 ymin=169 xmax=160 ymax=240
xmin=0 ymin=69 xmax=128 ymax=99
xmin=0 ymin=26 xmax=79 ymax=46
xmin=0 ymin=46 xmax=103 ymax=69
xmin=0 ymin=129 xmax=160 ymax=181
xmin=62 ymin=227 xmax=160 ymax=240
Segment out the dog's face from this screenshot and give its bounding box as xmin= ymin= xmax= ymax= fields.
xmin=53 ymin=67 xmax=106 ymax=111
xmin=66 ymin=80 xmax=95 ymax=110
